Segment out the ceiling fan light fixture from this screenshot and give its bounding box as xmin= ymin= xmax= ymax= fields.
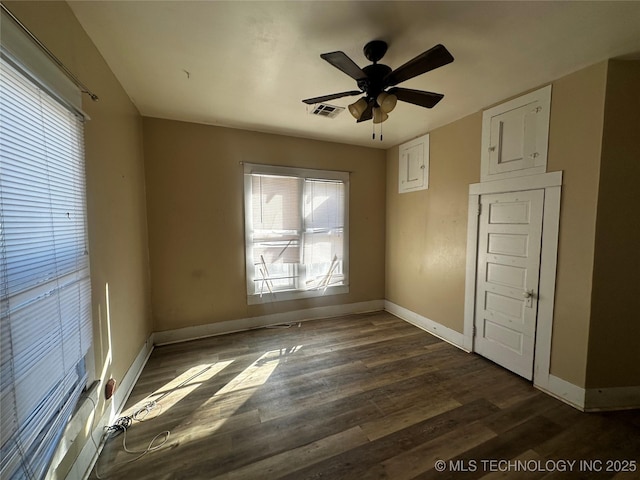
xmin=377 ymin=92 xmax=397 ymax=113
xmin=348 ymin=97 xmax=368 ymax=120
xmin=373 ymin=108 xmax=389 ymax=124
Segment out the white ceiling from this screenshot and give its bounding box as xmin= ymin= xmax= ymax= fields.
xmin=68 ymin=1 xmax=640 ymax=149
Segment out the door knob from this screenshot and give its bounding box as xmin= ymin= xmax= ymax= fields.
xmin=523 ymin=289 xmax=534 ymax=308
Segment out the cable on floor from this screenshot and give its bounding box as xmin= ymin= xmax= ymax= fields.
xmin=88 ymin=397 xmax=170 ymax=478
xmin=266 ymin=322 xmax=301 ymax=329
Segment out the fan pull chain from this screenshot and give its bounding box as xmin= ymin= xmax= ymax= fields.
xmin=372 ymin=120 xmax=375 ymax=140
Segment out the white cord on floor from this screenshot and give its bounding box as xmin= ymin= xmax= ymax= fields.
xmin=86 ymin=395 xmax=170 ymax=478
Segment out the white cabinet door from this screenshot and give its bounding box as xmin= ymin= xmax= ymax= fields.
xmin=474 ymin=189 xmax=544 ymax=380
xmin=489 ymin=103 xmax=541 ymax=175
xmin=481 ymin=86 xmax=551 ymax=182
xmin=399 ymin=133 xmax=429 ymax=193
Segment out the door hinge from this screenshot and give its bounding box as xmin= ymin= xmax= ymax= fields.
xmin=473 ymin=324 xmax=477 ymax=336
xmin=477 ymin=203 xmax=482 ymax=216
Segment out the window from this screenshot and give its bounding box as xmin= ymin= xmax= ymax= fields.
xmin=0 ymin=49 xmax=92 ymax=479
xmin=244 ymin=163 xmax=349 ymax=304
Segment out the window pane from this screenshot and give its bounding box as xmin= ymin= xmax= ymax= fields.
xmin=250 ymin=175 xmax=301 ymax=292
xmin=303 ymin=179 xmax=344 ymax=289
xmin=251 ymin=175 xmax=301 ymax=232
xmin=304 ymin=179 xmax=344 ymax=231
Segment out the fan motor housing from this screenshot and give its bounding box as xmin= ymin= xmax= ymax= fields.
xmin=363 ymin=40 xmax=388 ymax=63
xmin=359 ymin=63 xmax=392 ymax=100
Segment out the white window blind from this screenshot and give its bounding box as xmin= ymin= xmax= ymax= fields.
xmin=244 ymin=164 xmax=349 ymax=304
xmin=0 ymin=53 xmax=92 ymax=479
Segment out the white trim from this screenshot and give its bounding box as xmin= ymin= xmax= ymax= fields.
xmin=384 ymin=301 xmax=469 ymax=352
xmin=246 ymin=285 xmax=349 ymax=305
xmin=531 ymin=184 xmax=561 ymax=392
xmin=243 ymin=162 xmax=350 ymax=181
xmin=462 ymin=194 xmax=480 ymax=352
xmin=154 ymin=300 xmax=384 ymax=346
xmin=59 ymin=336 xmax=154 ymax=480
xmin=584 ymin=385 xmax=640 ymax=412
xmin=469 ymin=170 xmax=562 ymax=195
xmin=465 ymin=172 xmax=569 ymax=402
xmin=536 ymin=374 xmax=586 ymax=411
xmin=109 ymin=335 xmax=155 ymax=422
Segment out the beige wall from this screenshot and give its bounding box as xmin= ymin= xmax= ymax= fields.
xmin=4 ymin=1 xmax=152 ymax=476
xmin=143 ymin=118 xmax=386 ymax=332
xmin=587 ymin=60 xmax=640 ymax=388
xmin=545 ymin=62 xmax=608 ymax=387
xmin=385 ymin=62 xmax=609 ymax=388
xmin=385 ymin=114 xmax=481 ymax=332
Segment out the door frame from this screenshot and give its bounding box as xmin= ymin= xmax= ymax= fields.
xmin=463 ymin=171 xmax=562 ymax=391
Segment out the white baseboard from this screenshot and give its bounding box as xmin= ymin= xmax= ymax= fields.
xmin=535 ymin=374 xmax=586 ymax=411
xmin=384 ymin=300 xmax=469 ymax=352
xmin=60 ymin=335 xmax=154 ymax=480
xmin=584 ymin=385 xmax=640 ymax=411
xmin=535 ymin=374 xmax=640 ymax=412
xmin=154 ymin=300 xmax=385 ymax=346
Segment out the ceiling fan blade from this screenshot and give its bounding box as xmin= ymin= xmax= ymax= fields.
xmin=320 ymin=51 xmax=368 ymax=81
xmin=384 ymin=44 xmax=454 ymax=87
xmin=389 ymin=87 xmax=444 ymax=108
xmin=356 ymin=100 xmax=374 ymax=123
xmin=302 ymin=90 xmax=362 ymax=105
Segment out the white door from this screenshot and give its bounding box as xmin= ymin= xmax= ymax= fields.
xmin=474 ymin=189 xmax=544 ymax=380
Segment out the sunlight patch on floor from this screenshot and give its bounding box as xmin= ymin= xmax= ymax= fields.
xmin=177 ymin=345 xmax=303 ymax=442
xmin=124 ymin=360 xmax=234 ymax=417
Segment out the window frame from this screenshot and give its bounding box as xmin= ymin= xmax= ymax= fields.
xmin=243 ymin=163 xmax=349 ymax=305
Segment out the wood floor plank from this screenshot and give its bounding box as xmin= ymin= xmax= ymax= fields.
xmin=219 ymin=426 xmax=370 ymax=480
xmin=360 ymin=395 xmax=462 ymax=441
xmin=382 ymin=421 xmax=497 ymax=480
xmin=90 ymin=312 xmax=640 ymax=480
xmin=277 ymin=399 xmax=501 ymax=480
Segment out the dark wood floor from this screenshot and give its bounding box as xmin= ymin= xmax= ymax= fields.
xmin=92 ymin=312 xmax=640 ymax=479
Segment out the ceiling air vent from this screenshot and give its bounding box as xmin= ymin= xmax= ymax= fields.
xmin=309 ymin=103 xmax=344 ymax=119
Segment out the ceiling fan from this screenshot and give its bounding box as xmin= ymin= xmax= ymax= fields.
xmin=302 ymin=40 xmax=454 ymax=124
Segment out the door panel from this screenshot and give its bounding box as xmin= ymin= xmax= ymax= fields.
xmin=474 ymin=189 xmax=544 ymax=380
xmin=486 ymin=263 xmax=526 ymax=289
xmin=487 ymin=233 xmax=529 ymax=256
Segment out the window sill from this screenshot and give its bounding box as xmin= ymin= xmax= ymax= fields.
xmin=247 ymin=285 xmax=349 ymax=305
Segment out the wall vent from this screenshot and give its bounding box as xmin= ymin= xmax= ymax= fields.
xmin=309 ymin=103 xmax=344 ymax=119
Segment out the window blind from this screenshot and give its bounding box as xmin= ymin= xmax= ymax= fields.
xmin=244 ymin=164 xmax=348 ymax=303
xmin=0 ymin=54 xmax=92 ymax=479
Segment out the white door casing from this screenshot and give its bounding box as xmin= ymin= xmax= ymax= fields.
xmin=464 ymin=172 xmax=562 ymax=399
xmin=474 ymin=189 xmax=544 ymax=380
